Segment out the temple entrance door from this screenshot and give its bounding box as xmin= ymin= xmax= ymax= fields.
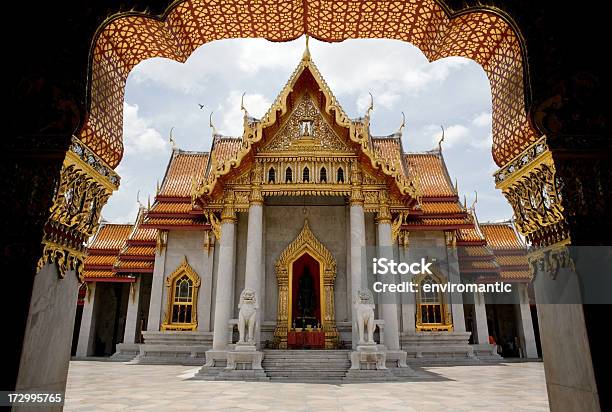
xmin=274 ymin=220 xmax=339 ymax=349
xmin=291 ymin=253 xmax=321 ymax=330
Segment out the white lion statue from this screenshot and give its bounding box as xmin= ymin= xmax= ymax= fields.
xmin=238 ymin=288 xmax=258 ymax=344
xmin=355 ymin=288 xmax=376 ymax=345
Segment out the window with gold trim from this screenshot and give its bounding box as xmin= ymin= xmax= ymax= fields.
xmin=337 ymin=167 xmax=344 ymax=183
xmin=415 ymin=273 xmax=453 ymax=332
xmin=268 ymin=167 xmax=275 ymax=183
xmin=161 ymin=257 xmax=201 ymax=331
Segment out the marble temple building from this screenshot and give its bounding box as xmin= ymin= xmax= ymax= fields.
xmin=72 ymin=49 xmax=540 ymax=380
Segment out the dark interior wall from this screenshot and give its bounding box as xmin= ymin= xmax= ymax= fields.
xmin=92 ymin=283 xmax=129 ymax=356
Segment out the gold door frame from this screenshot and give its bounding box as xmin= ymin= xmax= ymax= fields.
xmin=274 ymin=220 xmax=338 ymax=349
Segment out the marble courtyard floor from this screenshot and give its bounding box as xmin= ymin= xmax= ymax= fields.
xmin=65 ymin=361 xmax=549 ymax=411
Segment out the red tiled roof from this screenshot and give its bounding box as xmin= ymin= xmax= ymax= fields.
xmin=405 ymin=152 xmax=456 ymax=198
xmin=421 ymin=201 xmax=463 ymax=214
xmin=148 ymin=201 xmax=193 ymax=215
xmin=480 ymin=223 xmax=525 ymax=250
xmin=87 ymin=223 xmax=132 ymax=251
xmin=158 ymin=150 xmax=209 ymax=198
xmin=211 ymin=136 xmax=242 ymax=164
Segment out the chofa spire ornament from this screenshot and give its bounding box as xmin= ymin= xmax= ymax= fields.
xmin=437 ymin=125 xmax=445 ymax=152
xmin=209 ymin=112 xmax=217 ymax=136
xmin=397 ymin=111 xmax=406 ymax=134
xmin=366 ymin=92 xmax=374 ymax=119
xmin=302 ymin=34 xmax=311 ymax=61
xmin=169 ymin=127 xmax=176 ymax=149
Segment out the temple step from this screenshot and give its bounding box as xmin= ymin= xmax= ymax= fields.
xmin=262 ymin=350 xmax=351 ymax=381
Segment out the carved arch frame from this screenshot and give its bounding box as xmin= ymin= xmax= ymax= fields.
xmin=273 ymin=220 xmax=338 ymax=349
xmin=161 ymin=257 xmax=201 ymax=331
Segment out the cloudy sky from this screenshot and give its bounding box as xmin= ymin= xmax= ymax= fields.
xmin=102 ymin=36 xmax=512 ymax=224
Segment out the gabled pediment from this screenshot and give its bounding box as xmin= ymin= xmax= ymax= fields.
xmin=260 ymin=94 xmax=353 ymax=154
xmin=193 ymin=48 xmax=420 ymax=203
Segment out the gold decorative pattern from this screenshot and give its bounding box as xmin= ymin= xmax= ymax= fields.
xmin=261 ymin=95 xmax=351 ymax=152
xmin=528 ymin=239 xmax=574 ymax=281
xmin=273 ymin=220 xmax=338 ymax=349
xmin=495 ymin=136 xmax=567 ymax=247
xmin=37 ymin=136 xmax=120 ymax=281
xmin=81 ymin=0 xmax=532 ymax=169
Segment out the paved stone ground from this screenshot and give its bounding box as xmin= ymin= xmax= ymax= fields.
xmin=65 ymin=361 xmax=549 ymax=411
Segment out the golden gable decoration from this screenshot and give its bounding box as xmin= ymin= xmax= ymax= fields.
xmin=261 ymin=95 xmax=351 ymax=153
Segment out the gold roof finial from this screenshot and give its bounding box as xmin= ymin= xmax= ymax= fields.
xmin=303 ymin=34 xmax=311 ymax=61
xmin=156 ymin=179 xmax=160 ymax=195
xmin=169 ymin=127 xmax=176 ymax=149
xmin=437 ymin=125 xmax=445 ymax=152
xmin=209 ymin=112 xmax=217 ymax=136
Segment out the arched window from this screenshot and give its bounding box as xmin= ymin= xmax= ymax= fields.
xmin=320 ymin=167 xmax=327 ymax=183
xmin=161 ymin=258 xmax=201 ymax=331
xmin=171 ymin=275 xmax=193 ymax=324
xmin=415 ymin=273 xmax=452 ymax=332
xmin=285 ymin=167 xmax=293 ymax=183
xmin=268 ymin=167 xmax=276 ymax=183
xmin=303 ymin=166 xmax=310 ymax=182
xmin=337 ymin=167 xmax=345 ymax=183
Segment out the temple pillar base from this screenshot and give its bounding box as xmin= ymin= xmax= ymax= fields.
xmin=346 ymin=344 xmax=399 ymax=381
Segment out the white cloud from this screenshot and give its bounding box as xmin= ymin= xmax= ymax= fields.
xmin=218 ymin=91 xmax=272 ymax=136
xmin=426 ymin=124 xmax=469 ymax=148
xmin=473 ymin=111 xmax=492 ymax=127
xmin=123 ymin=103 xmax=168 ymax=154
xmin=237 ymin=39 xmax=302 ymax=74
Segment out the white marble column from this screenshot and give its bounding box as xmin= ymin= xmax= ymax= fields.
xmin=123 ymin=278 xmax=141 ymax=344
xmin=211 ymin=208 xmax=237 ymax=350
xmin=76 ymin=282 xmax=97 ymax=357
xmin=147 ymin=232 xmax=167 ymax=331
xmin=517 ymin=283 xmax=538 ymax=358
xmin=17 ymin=263 xmax=79 ymax=398
xmin=377 ymin=219 xmax=401 ymax=350
xmin=244 ymin=200 xmax=263 ymax=346
xmin=446 ymin=238 xmax=466 ymax=332
xmin=349 ymin=201 xmax=366 ymax=348
xmin=399 ymin=245 xmax=416 ymax=335
xmin=473 ymin=291 xmax=489 ymax=344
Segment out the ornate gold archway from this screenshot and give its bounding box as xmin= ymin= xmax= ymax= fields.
xmin=273 ymin=219 xmax=338 ymax=349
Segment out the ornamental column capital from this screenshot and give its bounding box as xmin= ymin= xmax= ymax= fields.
xmin=221 ymin=191 xmax=237 ymax=223
xmin=376 ymin=190 xmax=392 ymax=223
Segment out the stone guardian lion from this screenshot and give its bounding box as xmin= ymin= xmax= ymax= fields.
xmin=355 ymin=288 xmax=376 ymax=345
xmin=238 ymin=288 xmax=258 ymax=344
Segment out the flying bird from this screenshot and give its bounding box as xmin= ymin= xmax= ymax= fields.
xmin=198 ymin=103 xmax=205 ymax=110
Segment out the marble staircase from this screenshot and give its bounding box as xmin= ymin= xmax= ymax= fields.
xmin=262 ymin=350 xmax=351 ymax=382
